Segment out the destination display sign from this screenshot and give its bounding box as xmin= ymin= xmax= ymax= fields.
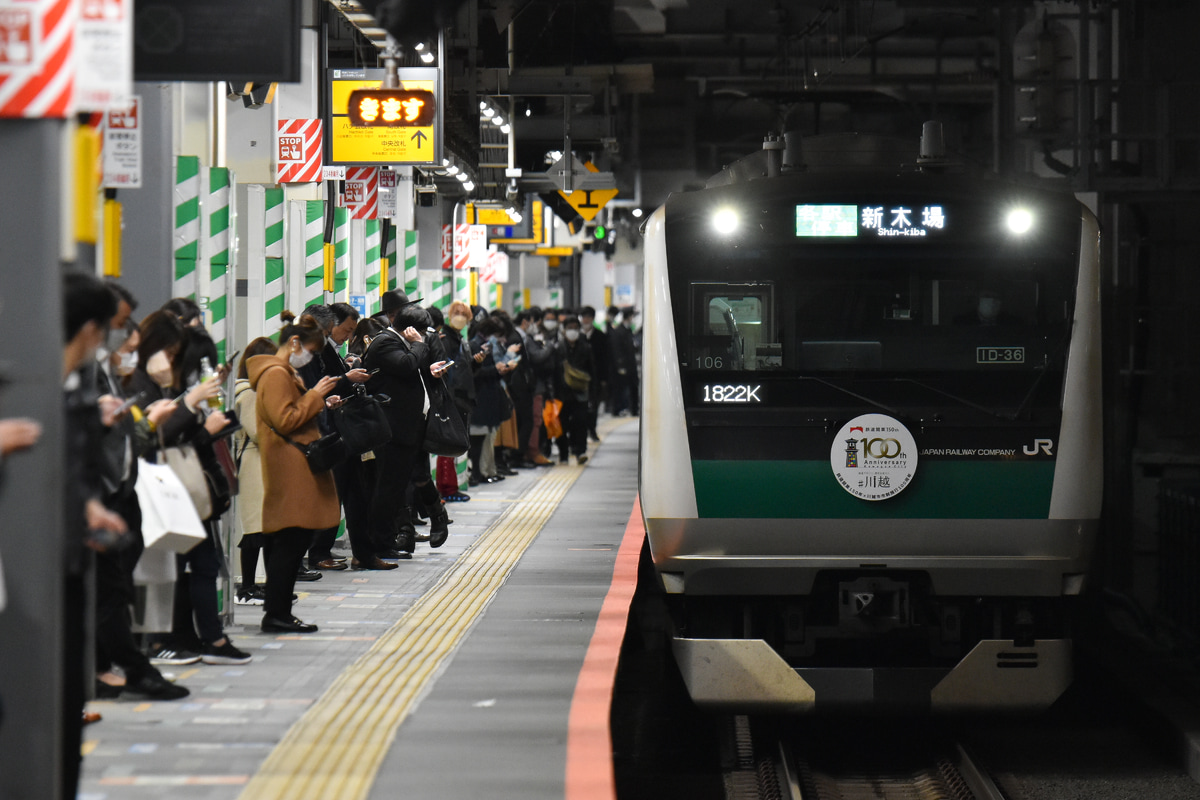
xmin=796 ymin=204 xmax=947 ymax=238
xmin=328 ymin=68 xmax=441 ymax=166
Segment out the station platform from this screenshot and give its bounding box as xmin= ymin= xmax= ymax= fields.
xmin=79 ymin=417 xmax=641 ymax=800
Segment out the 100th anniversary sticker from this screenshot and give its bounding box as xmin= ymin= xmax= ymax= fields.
xmin=830 ymin=414 xmax=918 ymax=501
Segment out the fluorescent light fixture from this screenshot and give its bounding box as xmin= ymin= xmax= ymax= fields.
xmin=420 ymin=52 xmax=434 ymax=64
xmin=415 ymin=42 xmax=426 ymax=52
xmin=455 ymin=172 xmax=468 ymax=182
xmin=463 ymin=181 xmax=475 ymax=192
xmin=631 ymin=208 xmax=644 ymax=218
xmin=500 ymin=123 xmax=511 ymax=134
xmin=482 ymin=107 xmax=495 ymax=118
xmin=446 ymin=165 xmax=459 ymax=175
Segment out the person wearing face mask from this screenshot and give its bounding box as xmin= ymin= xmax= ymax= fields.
xmin=124 ymin=310 xmax=247 ymax=667
xmin=246 ymin=314 xmax=342 ymax=633
xmin=435 ymin=301 xmax=477 ymax=501
xmin=552 ymin=315 xmax=595 ymax=465
xmin=466 ymin=317 xmax=516 ymax=485
xmin=92 ymin=285 xmax=193 ymax=702
xmin=541 ymin=308 xmax=562 ymax=340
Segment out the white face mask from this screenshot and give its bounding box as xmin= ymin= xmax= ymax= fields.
xmin=289 ymin=347 xmax=315 ymax=369
xmin=564 ymin=329 xmax=580 ymax=342
xmin=147 ymin=351 xmax=174 ymax=388
xmin=116 ymin=350 xmax=138 ymax=377
xmin=543 ymin=319 xmax=559 ymax=331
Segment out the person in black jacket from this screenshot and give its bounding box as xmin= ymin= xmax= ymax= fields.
xmin=363 ymin=291 xmax=450 ymax=558
xmin=579 ymin=306 xmax=607 ymax=440
xmin=553 ymin=315 xmax=594 ymax=465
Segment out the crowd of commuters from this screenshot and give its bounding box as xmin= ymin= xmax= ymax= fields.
xmin=1 ymin=271 xmax=641 ymax=799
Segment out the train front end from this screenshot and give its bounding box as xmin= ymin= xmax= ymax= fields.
xmin=639 ymin=167 xmax=1101 ymax=714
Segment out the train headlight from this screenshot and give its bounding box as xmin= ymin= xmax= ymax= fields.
xmin=1005 ymin=208 xmax=1034 ymax=235
xmin=712 ymin=208 xmax=739 ymax=235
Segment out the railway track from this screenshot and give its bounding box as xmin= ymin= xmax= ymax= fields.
xmin=723 ymin=716 xmax=1011 ymax=800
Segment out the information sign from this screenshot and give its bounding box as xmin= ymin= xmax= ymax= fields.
xmin=77 ymin=0 xmax=132 ymax=111
xmin=102 ymin=95 xmax=141 ymax=188
xmin=328 ymin=67 xmax=441 ymax=165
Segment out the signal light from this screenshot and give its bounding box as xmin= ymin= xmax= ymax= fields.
xmin=593 ymin=225 xmax=607 ymax=239
xmin=347 ymin=89 xmax=436 ymax=127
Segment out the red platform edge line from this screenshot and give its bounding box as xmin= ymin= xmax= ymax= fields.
xmin=565 ymin=494 xmax=644 ymax=800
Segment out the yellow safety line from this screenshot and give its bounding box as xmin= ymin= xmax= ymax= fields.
xmin=238 ymin=465 xmax=590 ymax=800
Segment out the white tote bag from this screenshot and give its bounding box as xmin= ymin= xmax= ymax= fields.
xmin=134 ymin=458 xmax=207 ymax=553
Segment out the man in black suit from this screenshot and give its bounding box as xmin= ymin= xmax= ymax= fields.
xmin=579 ymin=306 xmax=607 ymax=440
xmin=363 ymin=290 xmax=450 ymax=558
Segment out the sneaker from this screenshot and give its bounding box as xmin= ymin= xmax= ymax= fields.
xmin=577 ymin=455 xmax=589 ymax=466
xmin=148 ymin=647 xmax=201 ymax=666
xmin=124 ymin=674 xmax=190 ymax=700
xmin=201 ymin=640 xmax=253 ymax=666
xmin=235 ymin=585 xmax=265 ymax=606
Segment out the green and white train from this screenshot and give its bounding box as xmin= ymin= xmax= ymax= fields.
xmin=639 ymin=128 xmax=1102 ymax=713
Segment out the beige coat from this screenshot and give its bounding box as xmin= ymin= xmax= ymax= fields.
xmin=247 ymin=354 xmax=340 ymax=534
xmin=233 ymin=379 xmax=264 ymax=536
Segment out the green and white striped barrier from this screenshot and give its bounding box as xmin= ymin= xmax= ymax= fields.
xmin=548 ymin=287 xmax=563 ymax=309
xmin=420 ymin=272 xmax=452 ymax=311
xmin=203 ymin=167 xmax=232 ymax=363
xmin=404 ymin=230 xmax=419 ymax=297
xmin=364 ymin=219 xmax=382 ymax=314
xmin=173 ymin=155 xmax=201 ymax=300
xmin=333 ymin=207 xmax=350 ymax=300
xmin=300 ymin=200 xmax=326 ymax=312
xmin=264 ymin=188 xmax=285 ymax=325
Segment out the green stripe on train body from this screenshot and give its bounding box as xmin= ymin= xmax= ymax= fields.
xmin=691 ymin=460 xmax=1055 ymax=519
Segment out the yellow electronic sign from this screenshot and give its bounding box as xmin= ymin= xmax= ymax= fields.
xmin=329 ymin=68 xmax=440 ymax=165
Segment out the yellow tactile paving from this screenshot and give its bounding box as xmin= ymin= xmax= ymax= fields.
xmin=237 ymin=458 xmax=596 ymax=800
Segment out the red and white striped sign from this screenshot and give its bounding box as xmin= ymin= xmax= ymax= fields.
xmin=342 ymin=166 xmax=378 ymax=220
xmin=0 ymin=0 xmax=77 ymax=118
xmin=275 ymin=118 xmax=323 ymax=183
xmin=453 ymin=224 xmax=471 ymax=271
xmin=440 ymin=224 xmax=453 ymax=270
xmin=480 ymin=247 xmax=510 ymax=284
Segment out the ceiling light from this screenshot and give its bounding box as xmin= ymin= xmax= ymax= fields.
xmin=420 ymin=52 xmax=434 ymax=64
xmin=482 ymin=107 xmax=495 ymax=118
xmin=455 ymin=172 xmax=468 ymax=182
xmin=415 ymin=42 xmax=426 ymax=52
xmin=463 ymin=181 xmax=475 ymax=192
xmin=525 ymin=108 xmax=531 ymax=117
xmin=631 ymin=208 xmax=644 ymax=218
xmin=500 ymin=123 xmax=511 ymax=134
xmin=493 ymin=116 xmax=505 ymax=127
xmin=446 ymin=165 xmax=459 ymax=175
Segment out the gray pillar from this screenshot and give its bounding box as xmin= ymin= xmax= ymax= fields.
xmin=0 ymin=119 xmax=69 ymax=800
xmin=120 ymin=82 xmax=176 ymax=310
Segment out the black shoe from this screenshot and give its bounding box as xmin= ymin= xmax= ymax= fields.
xmin=296 ymin=569 xmax=323 ymax=582
xmin=468 ymin=475 xmax=481 ymax=487
xmin=589 ymin=431 xmax=600 ymax=442
xmin=497 ymin=466 xmax=517 ymax=476
xmin=95 ymin=680 xmax=123 ymax=699
xmin=484 ymin=475 xmax=505 ymax=483
xmin=124 ymin=674 xmax=190 ymax=700
xmin=379 ymin=548 xmax=413 ymax=560
xmin=515 ymin=459 xmax=538 ymax=469
xmin=262 ymin=615 xmax=318 ymax=634
xmin=429 ymin=505 xmax=450 ymax=548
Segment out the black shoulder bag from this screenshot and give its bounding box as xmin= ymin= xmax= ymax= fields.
xmin=422 ymin=375 xmax=470 ymax=457
xmin=268 ymin=424 xmax=348 ymax=473
xmin=331 ymin=386 xmax=393 ymax=455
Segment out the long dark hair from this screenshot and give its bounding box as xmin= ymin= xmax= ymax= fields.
xmin=135 ymin=310 xmax=187 ymax=372
xmin=348 ymin=317 xmax=387 ymax=357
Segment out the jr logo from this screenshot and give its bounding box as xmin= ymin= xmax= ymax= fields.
xmin=1023 ymin=438 xmax=1054 ymax=456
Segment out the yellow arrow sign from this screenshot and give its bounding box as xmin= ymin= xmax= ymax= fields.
xmin=558 ymin=187 xmax=618 ymax=222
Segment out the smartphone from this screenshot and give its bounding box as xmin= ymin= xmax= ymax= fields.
xmin=225 ymin=349 xmax=241 ymax=368
xmin=210 ymin=409 xmax=243 ymax=439
xmin=368 ymin=368 xmax=381 ymax=375
xmin=509 ymin=355 xmax=522 ymax=363
xmin=114 ymin=391 xmax=146 ymax=416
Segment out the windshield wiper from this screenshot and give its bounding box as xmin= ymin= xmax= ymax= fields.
xmin=799 ymin=375 xmax=903 ymax=417
xmin=893 ymin=378 xmax=1007 ymax=420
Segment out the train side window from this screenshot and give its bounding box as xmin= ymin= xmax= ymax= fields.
xmin=689 ymin=282 xmax=780 ymax=370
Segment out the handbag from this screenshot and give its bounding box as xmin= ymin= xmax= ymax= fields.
xmin=331 ymin=388 xmax=393 ymax=455
xmin=134 ymin=458 xmax=207 ymax=553
xmin=543 ymin=398 xmax=564 ymax=440
xmin=269 ymin=423 xmax=349 ymax=473
xmin=563 ymin=361 xmax=591 ymax=392
xmin=162 ymin=443 xmax=213 ymax=521
xmin=422 ymin=376 xmax=470 ymax=457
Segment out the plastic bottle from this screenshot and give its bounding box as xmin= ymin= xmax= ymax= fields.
xmin=199 ymin=356 xmax=223 ymax=409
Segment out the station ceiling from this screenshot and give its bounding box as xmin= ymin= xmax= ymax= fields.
xmin=336 ymin=1 xmax=1066 ymax=210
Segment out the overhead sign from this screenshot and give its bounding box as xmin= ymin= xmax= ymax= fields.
xmin=559 ymin=187 xmax=618 ymax=222
xmin=77 ymin=0 xmax=132 ymax=111
xmin=276 ymin=118 xmax=323 ymax=183
xmin=490 ymin=200 xmax=545 ymax=245
xmin=102 ymin=95 xmax=141 ymax=188
xmin=328 ymin=67 xmax=441 ymax=166
xmin=377 ymin=169 xmax=397 ymax=218
xmin=0 ymin=0 xmax=76 ymax=118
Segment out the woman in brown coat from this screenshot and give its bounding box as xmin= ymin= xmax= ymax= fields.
xmin=246 ymin=315 xmax=340 ymax=633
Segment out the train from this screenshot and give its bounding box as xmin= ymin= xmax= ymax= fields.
xmin=638 ymin=125 xmax=1102 ymax=713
